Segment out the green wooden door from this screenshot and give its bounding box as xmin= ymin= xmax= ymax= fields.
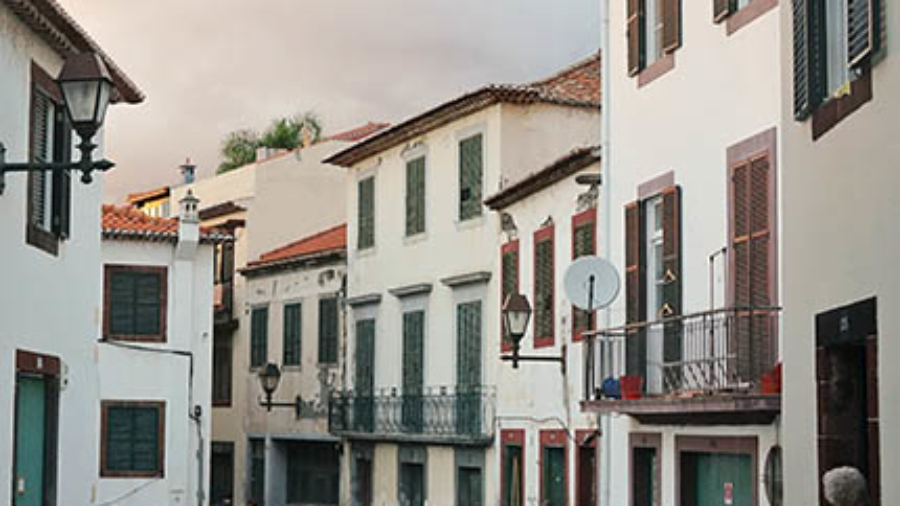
xmin=543 ymin=446 xmax=565 ymax=506
xmin=458 ymin=467 xmax=483 ymax=506
xmin=399 ymin=463 xmax=425 ymax=506
xmin=693 ymin=453 xmax=752 ymax=506
xmin=456 ymin=301 xmax=482 ymax=435
xmin=402 ymin=311 xmax=425 ymax=432
xmin=15 ymin=375 xmax=46 ymax=506
xmin=354 ymin=319 xmax=376 ymax=432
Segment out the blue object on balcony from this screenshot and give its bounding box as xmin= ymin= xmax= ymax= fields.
xmin=601 ymin=377 xmax=621 ymax=399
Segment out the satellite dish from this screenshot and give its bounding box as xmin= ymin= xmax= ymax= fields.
xmin=564 ymin=256 xmax=620 ymax=311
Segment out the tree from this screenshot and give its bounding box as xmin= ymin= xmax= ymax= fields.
xmin=218 ymin=129 xmax=259 ymax=174
xmin=217 ymin=112 xmax=324 ymax=174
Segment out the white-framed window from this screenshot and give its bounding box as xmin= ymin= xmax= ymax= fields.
xmin=644 ymin=0 xmax=665 ymax=66
xmin=645 ymin=196 xmax=665 ymax=320
xmin=825 ymin=0 xmax=851 ymax=96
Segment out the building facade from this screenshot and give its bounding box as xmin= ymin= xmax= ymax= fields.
xmin=583 ymin=1 xmax=785 ymax=506
xmin=98 ymin=198 xmax=227 ymax=506
xmin=325 ymin=55 xmax=600 ymax=506
xmin=0 ymin=2 xmax=142 ymax=506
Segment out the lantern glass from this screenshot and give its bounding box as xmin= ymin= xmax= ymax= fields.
xmin=258 ymin=363 xmax=282 ymax=395
xmin=61 ymin=80 xmax=101 ymax=124
xmin=502 ymin=293 xmax=532 ymax=341
xmin=57 ymin=53 xmax=113 ymax=138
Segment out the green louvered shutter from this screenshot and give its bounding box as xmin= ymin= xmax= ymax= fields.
xmin=50 ymin=107 xmax=72 ymax=239
xmin=534 ymin=229 xmax=555 ymax=344
xmin=402 ymin=311 xmax=425 ymax=432
xmin=456 ymin=301 xmax=482 ymax=435
xmin=406 ymin=157 xmax=426 ymax=236
xmin=358 ymin=177 xmax=375 ymax=249
xmin=110 ymin=272 xmax=136 ymax=335
xmin=283 ymin=303 xmax=302 ymax=366
xmin=134 ymin=273 xmax=162 ymax=335
xmin=106 ymin=405 xmax=161 ymax=474
xmin=318 ymin=298 xmax=339 ymax=364
xmin=459 ymin=135 xmax=483 ymax=221
xmin=848 ymin=0 xmax=883 ymax=67
xmin=501 ymin=243 xmax=519 ymax=348
xmin=109 ymin=270 xmax=163 ymax=337
xmin=251 ymin=307 xmax=269 ymax=367
xmin=793 ymin=0 xmax=828 ymax=120
xmin=572 ymin=215 xmax=596 ymax=339
xmin=354 ymin=319 xmax=376 ymax=432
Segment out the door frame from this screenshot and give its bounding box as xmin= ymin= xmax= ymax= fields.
xmin=12 ymin=349 xmax=61 ymax=506
xmin=674 ymin=435 xmax=759 ymax=506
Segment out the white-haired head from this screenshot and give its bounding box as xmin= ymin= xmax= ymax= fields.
xmin=822 ymin=467 xmax=869 ymax=506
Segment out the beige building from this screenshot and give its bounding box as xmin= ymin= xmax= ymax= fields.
xmin=324 ymin=55 xmax=600 ymax=506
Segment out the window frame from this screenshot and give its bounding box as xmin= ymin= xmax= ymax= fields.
xmin=318 ymin=296 xmax=340 ymax=365
xmin=500 ymin=429 xmax=525 ymax=506
xmin=628 ymin=0 xmax=680 ymax=87
xmin=250 ymin=305 xmax=270 ymax=369
xmin=212 ymin=333 xmax=233 ymax=407
xmin=100 ymin=400 xmax=166 ymax=479
xmin=357 ymin=174 xmax=376 ymax=251
xmin=539 ymin=429 xmax=568 ymax=506
xmin=500 ymin=239 xmax=520 ymax=352
xmin=103 ymin=265 xmax=168 ymax=343
xmin=629 ymin=432 xmax=662 ymax=506
xmin=714 ymin=0 xmax=778 ymax=35
xmin=282 ymin=301 xmax=303 ymax=367
xmin=457 ymin=131 xmax=486 ymax=223
xmin=404 ymin=153 xmax=428 ymax=238
xmin=576 ymin=430 xmax=599 ymax=506
xmin=571 ymin=209 xmax=597 ymax=342
xmin=533 ymin=225 xmax=556 ymax=348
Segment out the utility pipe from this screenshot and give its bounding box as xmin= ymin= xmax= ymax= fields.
xmin=599 ymin=2 xmax=613 ymax=506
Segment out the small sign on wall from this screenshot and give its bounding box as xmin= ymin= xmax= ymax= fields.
xmin=724 ymin=482 xmax=734 ymax=505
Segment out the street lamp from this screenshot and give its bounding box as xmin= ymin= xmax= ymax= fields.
xmin=0 ymin=52 xmax=116 ymax=194
xmin=501 ymin=293 xmax=566 ymax=373
xmin=257 ymin=362 xmax=303 ymax=418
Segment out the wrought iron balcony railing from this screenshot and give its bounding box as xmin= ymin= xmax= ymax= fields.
xmin=583 ymin=306 xmax=781 ymax=403
xmin=328 ymin=385 xmax=496 ymax=445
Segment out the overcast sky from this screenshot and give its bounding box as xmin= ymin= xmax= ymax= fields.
xmin=57 ymin=0 xmax=600 ymax=203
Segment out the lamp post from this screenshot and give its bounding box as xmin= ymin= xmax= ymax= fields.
xmin=0 ymin=52 xmax=116 ymax=194
xmin=501 ymin=293 xmax=566 ymax=373
xmin=257 ymin=362 xmax=304 ymax=418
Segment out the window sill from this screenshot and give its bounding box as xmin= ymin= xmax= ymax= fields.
xmin=355 ymin=246 xmax=377 ymax=259
xmin=534 ymin=336 xmax=555 ymax=349
xmin=812 ymin=70 xmax=873 ymax=140
xmin=403 ymin=231 xmax=428 ymax=246
xmin=212 ymin=401 xmax=233 ymax=408
xmin=724 ymin=0 xmax=778 ymax=36
xmin=283 ymin=364 xmax=302 ymax=372
xmin=103 ymin=334 xmax=167 ymax=344
xmin=455 ymin=215 xmax=485 ymax=231
xmin=26 ymin=224 xmax=59 ymax=256
xmin=637 ymin=53 xmax=676 ymax=89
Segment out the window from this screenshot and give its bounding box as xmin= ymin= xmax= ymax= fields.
xmin=456 ymin=449 xmax=485 ymax=506
xmin=249 ymin=439 xmax=265 ymax=506
xmin=352 ymin=444 xmax=374 ymax=506
xmin=572 ymin=209 xmax=597 ymax=341
xmin=501 ymin=430 xmax=525 ymax=506
xmin=213 ymin=334 xmax=233 ymax=406
xmin=676 ymin=436 xmax=758 ymax=506
xmin=629 ymin=433 xmax=661 ymax=506
xmin=402 ymin=311 xmax=425 ymax=433
xmin=100 ymin=401 xmax=165 ymax=478
xmin=358 ymin=176 xmax=375 ymax=249
xmin=794 ymin=0 xmax=884 ymax=138
xmin=398 ymin=446 xmax=426 ymax=506
xmin=286 ymin=441 xmax=339 ymax=505
xmin=540 ymin=430 xmax=567 ymax=506
xmin=458 ymin=134 xmax=483 ymax=221
xmin=354 ymin=319 xmax=376 ymax=432
xmin=405 ymin=156 xmax=426 ymax=236
xmin=627 ymin=0 xmax=680 ymax=80
xmin=318 ymin=297 xmax=339 ymax=364
xmin=250 ymin=307 xmax=269 ymax=368
xmin=14 ymin=350 xmax=60 ymax=506
xmin=576 ymin=431 xmax=598 ymax=506
xmin=27 ymin=63 xmax=72 ymax=255
xmin=211 ymin=442 xmax=234 ymax=506
xmin=500 ymin=240 xmax=519 ymax=351
xmin=104 ymin=265 xmax=167 ymax=342
xmin=713 ymin=0 xmax=779 ymax=33
xmin=283 ymin=303 xmax=302 ymax=366
xmin=533 ymin=225 xmax=555 ymax=348
xmin=456 ymin=300 xmax=483 ymax=435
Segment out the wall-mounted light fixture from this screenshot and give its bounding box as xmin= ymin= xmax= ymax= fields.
xmin=500 ymin=293 xmax=566 ymax=373
xmin=257 ymin=362 xmax=304 ymax=418
xmin=0 ymin=53 xmax=116 ymax=194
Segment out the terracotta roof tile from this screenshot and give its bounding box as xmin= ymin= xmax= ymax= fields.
xmin=326 ymin=122 xmax=391 ymax=143
xmin=126 ymin=186 xmax=170 ymax=205
xmin=245 ymin=224 xmax=347 ymax=271
xmin=101 ymin=205 xmax=231 ymax=243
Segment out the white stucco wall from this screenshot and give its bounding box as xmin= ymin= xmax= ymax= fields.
xmin=779 ymin=4 xmax=900 ymax=506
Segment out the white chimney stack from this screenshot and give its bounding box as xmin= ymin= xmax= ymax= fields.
xmin=177 ymin=190 xmax=200 ymax=260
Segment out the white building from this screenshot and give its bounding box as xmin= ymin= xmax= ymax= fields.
xmin=324 ymin=54 xmax=600 ymax=506
xmin=780 ymin=1 xmax=897 ymax=505
xmin=0 ymin=2 xmax=142 ymax=506
xmin=583 ymin=1 xmax=785 ymax=506
xmin=98 ymin=197 xmax=229 ymax=506
xmin=483 ymin=147 xmax=602 ymax=506
xmin=237 ymin=223 xmax=348 ymax=506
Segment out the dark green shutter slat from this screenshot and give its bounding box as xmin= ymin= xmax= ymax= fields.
xmin=501 ymin=249 xmax=518 ymax=345
xmin=135 ymin=274 xmax=161 ymax=335
xmin=358 ymin=177 xmax=375 ymax=249
xmin=283 ymin=303 xmax=302 ymax=366
xmin=573 ymin=222 xmax=596 ymax=335
xmin=106 ymin=406 xmax=160 ymax=472
xmin=459 ymin=135 xmax=483 ymax=220
xmin=132 ymin=409 xmax=159 ymax=471
xmin=848 ymin=0 xmax=876 ymax=67
xmin=535 ymin=238 xmax=554 ymax=339
xmin=51 ymin=108 xmax=72 ymax=238
xmin=110 ymin=273 xmax=136 ymax=334
xmin=107 ymin=407 xmax=134 ymax=471
xmin=793 ymin=0 xmax=828 ymax=120
xmin=318 ymin=298 xmax=339 ymax=363
xmin=406 ymin=157 xmax=426 ymax=236
xmin=251 ymin=307 xmax=269 ymax=367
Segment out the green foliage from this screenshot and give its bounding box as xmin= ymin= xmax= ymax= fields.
xmin=217 ymin=112 xmax=324 ymax=174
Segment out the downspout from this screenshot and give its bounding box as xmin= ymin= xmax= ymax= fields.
xmin=599 ymin=2 xmax=612 ymax=506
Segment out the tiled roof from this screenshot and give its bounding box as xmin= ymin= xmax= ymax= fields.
xmin=243 ymin=224 xmax=346 ymax=274
xmin=101 ymin=205 xmax=231 ymax=243
xmin=126 ymin=186 xmax=170 ymax=205
xmin=484 ymin=146 xmax=601 ymax=210
xmin=324 ymin=52 xmax=601 ymax=167
xmin=326 ymin=122 xmax=391 ymax=143
xmin=2 ymin=0 xmax=144 ymax=103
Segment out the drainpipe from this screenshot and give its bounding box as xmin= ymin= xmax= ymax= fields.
xmin=599 ymin=2 xmax=613 ymax=506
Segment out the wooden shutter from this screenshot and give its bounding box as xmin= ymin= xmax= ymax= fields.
xmin=533 ymin=226 xmax=555 ymax=346
xmin=627 ymin=0 xmax=645 ymax=76
xmin=251 ymin=307 xmax=269 ymax=367
xmin=50 ymin=109 xmax=72 ymax=238
xmin=109 ymin=272 xmax=137 ymax=335
xmin=624 ymin=202 xmax=646 ymax=376
xmin=402 ymin=311 xmax=425 ymax=395
xmin=457 ymin=301 xmax=483 ymax=387
xmin=134 ymin=273 xmax=162 ymax=335
xmin=501 ymin=241 xmax=520 ymax=350
xmin=29 ymin=92 xmax=51 ymax=228
xmin=283 ymin=303 xmax=302 ymax=366
xmin=714 ymin=0 xmax=735 ymax=23
xmin=107 ymin=269 xmax=164 ymax=338
xmin=406 ymin=157 xmax=426 ymax=236
xmin=318 ymin=298 xmax=339 ymax=363
xmin=793 ymin=0 xmax=828 ymax=120
xmin=661 ymin=187 xmax=682 ymax=364
xmin=848 ymin=0 xmax=879 ymax=67
xmin=459 ymin=134 xmax=484 ymax=220
xmin=662 ymin=0 xmax=681 ymax=53
xmin=355 ymin=319 xmax=375 ymax=394
xmin=572 ymin=210 xmax=597 ymax=341
xmin=358 ymin=177 xmax=375 ymax=249
xmin=104 ymin=404 xmax=163 ymax=476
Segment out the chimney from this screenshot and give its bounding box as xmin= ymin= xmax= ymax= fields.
xmin=180 ymin=158 xmax=196 ymax=184
xmin=177 ymin=190 xmax=200 ymax=259
xmin=301 ymin=124 xmax=313 ymax=149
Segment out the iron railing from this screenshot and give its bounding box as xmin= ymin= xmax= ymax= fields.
xmin=329 ymin=385 xmax=496 ymax=443
xmin=583 ymin=307 xmax=780 ymax=402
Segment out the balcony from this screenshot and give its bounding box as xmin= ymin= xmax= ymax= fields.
xmin=581 ymin=307 xmax=781 ymax=425
xmin=328 ymin=385 xmax=495 ymax=446
xmin=213 ymin=281 xmax=237 ymax=330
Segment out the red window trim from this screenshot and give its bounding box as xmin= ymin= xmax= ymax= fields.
xmin=576 ymin=429 xmax=599 ymax=506
xmin=533 ymin=225 xmax=555 ymax=348
xmin=629 ymin=432 xmax=662 ymax=506
xmin=539 ymin=429 xmax=568 ymax=506
xmin=571 ymin=209 xmax=597 ymax=342
xmin=500 ymin=429 xmax=525 ymax=506
xmin=501 ymin=240 xmax=520 ymax=353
